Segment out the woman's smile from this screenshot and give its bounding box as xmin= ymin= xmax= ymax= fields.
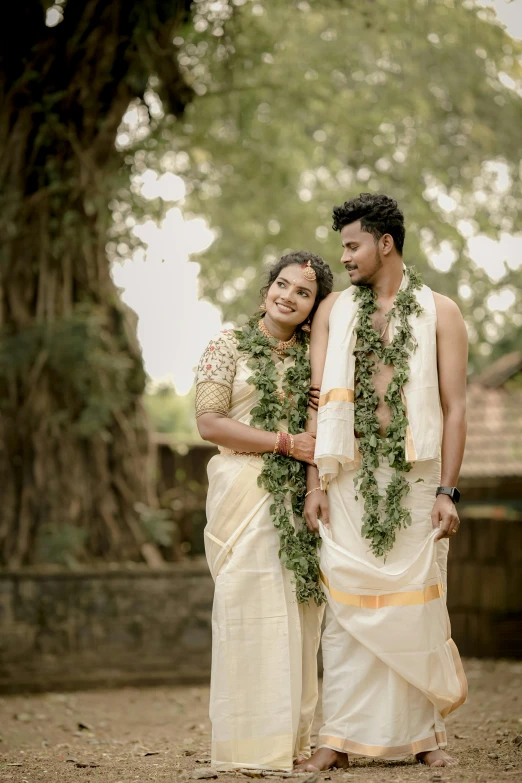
xmin=275 ymin=301 xmax=295 ymax=314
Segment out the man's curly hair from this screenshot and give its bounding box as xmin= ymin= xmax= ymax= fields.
xmin=332 ymin=193 xmax=406 ymax=254
xmin=260 ymin=250 xmax=334 ymax=323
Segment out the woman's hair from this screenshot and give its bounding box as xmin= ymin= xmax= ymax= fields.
xmin=260 ymin=250 xmax=334 ymax=324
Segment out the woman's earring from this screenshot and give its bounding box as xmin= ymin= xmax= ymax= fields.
xmin=259 ymin=302 xmax=267 ymax=312
xmin=301 ymin=319 xmax=311 ymax=333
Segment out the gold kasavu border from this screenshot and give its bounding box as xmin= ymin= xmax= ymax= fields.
xmin=318 ymin=388 xmax=355 ymax=407
xmin=320 ymin=572 xmax=443 ymax=609
xmin=318 ymin=729 xmax=447 ymax=758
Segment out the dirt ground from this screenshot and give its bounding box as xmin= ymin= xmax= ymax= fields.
xmin=1 ymin=659 xmax=521 ymax=783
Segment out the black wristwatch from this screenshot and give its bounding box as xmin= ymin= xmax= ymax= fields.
xmin=436 ymin=486 xmax=461 ymax=504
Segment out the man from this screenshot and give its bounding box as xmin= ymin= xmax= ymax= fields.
xmin=300 ymin=193 xmax=468 ymax=770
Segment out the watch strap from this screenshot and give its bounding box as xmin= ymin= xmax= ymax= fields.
xmin=436 ymin=486 xmax=461 ymax=504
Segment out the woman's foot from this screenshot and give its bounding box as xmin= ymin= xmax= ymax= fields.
xmin=294 ymin=747 xmax=349 ymax=772
xmin=416 ymin=749 xmax=458 ymax=767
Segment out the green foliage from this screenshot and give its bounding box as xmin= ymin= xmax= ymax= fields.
xmin=144 ymin=384 xmax=198 ymax=438
xmin=235 ymin=316 xmax=325 ymax=605
xmin=135 ymin=502 xmax=176 ymax=547
xmin=126 ymin=0 xmax=522 ymax=371
xmin=353 ymin=266 xmax=423 ymax=558
xmin=35 ymin=523 xmax=88 ymax=567
xmin=0 ymin=306 xmax=145 ymax=436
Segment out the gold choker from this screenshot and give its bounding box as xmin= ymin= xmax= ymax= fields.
xmin=258 ymin=319 xmax=297 ymax=355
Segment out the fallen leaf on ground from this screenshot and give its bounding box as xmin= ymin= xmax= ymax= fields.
xmin=144 ymin=751 xmax=161 ymax=756
xmin=297 ymin=774 xmax=318 ymax=783
xmin=513 ymin=734 xmax=522 ymax=746
xmin=454 ymin=733 xmax=468 ymax=739
xmin=184 ymin=750 xmax=197 ymax=756
xmin=487 ymin=753 xmax=499 ymax=759
xmin=192 ymin=769 xmax=218 ymax=779
xmin=15 ymin=713 xmax=31 ymax=722
xmin=77 ymin=722 xmax=93 ymax=731
xmin=238 ymin=771 xmax=266 ymax=778
xmin=75 ymin=761 xmax=99 ymax=768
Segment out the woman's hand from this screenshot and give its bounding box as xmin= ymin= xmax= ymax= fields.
xmin=308 ymin=384 xmax=321 ymax=411
xmin=304 ymin=489 xmax=329 ymax=532
xmin=292 ymin=433 xmax=317 ymax=466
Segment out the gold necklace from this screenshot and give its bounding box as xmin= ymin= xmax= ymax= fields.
xmin=258 ymin=318 xmax=297 ymax=355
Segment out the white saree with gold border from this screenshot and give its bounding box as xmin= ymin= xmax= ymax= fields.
xmin=197 ymin=331 xmax=324 ymax=771
xmin=314 ymin=279 xmax=467 ymax=760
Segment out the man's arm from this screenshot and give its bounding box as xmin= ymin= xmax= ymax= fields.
xmin=304 ymin=292 xmax=339 ymax=531
xmin=432 ymin=293 xmax=468 ymax=540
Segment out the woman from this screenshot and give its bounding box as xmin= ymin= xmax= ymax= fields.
xmin=195 ymin=251 xmax=334 ymax=772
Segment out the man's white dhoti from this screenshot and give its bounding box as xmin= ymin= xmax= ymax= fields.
xmin=318 ymin=455 xmax=467 ymax=759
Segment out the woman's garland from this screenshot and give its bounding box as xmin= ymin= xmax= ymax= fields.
xmin=235 ymin=316 xmax=325 ymax=605
xmin=353 ymin=266 xmax=424 ymax=559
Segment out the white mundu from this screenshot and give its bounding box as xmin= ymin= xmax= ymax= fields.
xmin=315 ymin=279 xmax=467 ymax=759
xmin=197 ymin=331 xmax=324 ymax=771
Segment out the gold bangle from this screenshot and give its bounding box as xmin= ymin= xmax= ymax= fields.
xmin=305 ymin=486 xmax=323 ymax=499
xmin=288 ymin=433 xmax=295 ymax=458
xmin=273 ymin=432 xmax=281 ymax=454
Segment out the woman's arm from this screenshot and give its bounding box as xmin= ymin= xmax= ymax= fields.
xmin=197 ymin=412 xmax=278 ymax=453
xmin=197 ymin=411 xmax=317 ymax=464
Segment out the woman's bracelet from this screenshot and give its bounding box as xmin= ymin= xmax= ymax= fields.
xmin=305 ymin=486 xmax=324 ymax=498
xmin=274 ymin=431 xmax=293 ymax=458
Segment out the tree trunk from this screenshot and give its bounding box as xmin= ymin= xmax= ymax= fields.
xmin=0 ymin=0 xmax=192 ymax=566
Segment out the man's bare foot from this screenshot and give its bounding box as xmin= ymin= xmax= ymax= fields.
xmin=293 ymin=756 xmax=307 ymax=767
xmin=294 ymin=747 xmax=348 ymax=772
xmin=416 ymin=749 xmax=458 ymax=767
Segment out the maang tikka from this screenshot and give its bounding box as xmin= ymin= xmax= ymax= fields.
xmin=302 ymin=259 xmax=317 ymax=282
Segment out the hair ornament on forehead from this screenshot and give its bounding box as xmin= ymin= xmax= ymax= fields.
xmin=302 ymin=259 xmax=317 ymax=282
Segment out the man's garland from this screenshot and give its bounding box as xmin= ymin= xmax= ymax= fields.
xmin=235 ymin=316 xmax=325 ymax=605
xmin=353 ymin=266 xmax=424 ymax=558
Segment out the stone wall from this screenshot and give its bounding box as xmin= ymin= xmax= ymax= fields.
xmin=0 ymin=518 xmax=520 ymax=694
xmin=0 ymin=562 xmax=213 ymax=694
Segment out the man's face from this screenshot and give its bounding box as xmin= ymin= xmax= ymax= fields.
xmin=340 ymin=221 xmax=382 ymax=286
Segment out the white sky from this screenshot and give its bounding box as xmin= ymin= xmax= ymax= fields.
xmin=113 ymin=0 xmax=522 ymax=395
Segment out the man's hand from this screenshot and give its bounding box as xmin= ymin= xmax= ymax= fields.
xmin=431 ymin=494 xmax=460 ymax=541
xmin=304 ymin=489 xmax=330 ymax=533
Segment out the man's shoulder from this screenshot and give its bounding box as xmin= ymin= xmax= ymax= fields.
xmin=315 ymin=291 xmax=342 ymax=319
xmin=432 ymin=291 xmax=463 ymax=317
xmin=432 ymin=292 xmax=466 ymax=335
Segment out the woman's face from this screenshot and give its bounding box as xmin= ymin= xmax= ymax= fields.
xmin=265 ymin=263 xmax=318 ymax=329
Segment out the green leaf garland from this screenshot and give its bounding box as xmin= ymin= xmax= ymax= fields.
xmin=353 ymin=267 xmax=424 ymax=559
xmin=235 ymin=316 xmax=325 ymax=605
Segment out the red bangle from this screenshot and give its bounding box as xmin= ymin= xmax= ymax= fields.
xmin=276 ymin=432 xmax=290 ymax=457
